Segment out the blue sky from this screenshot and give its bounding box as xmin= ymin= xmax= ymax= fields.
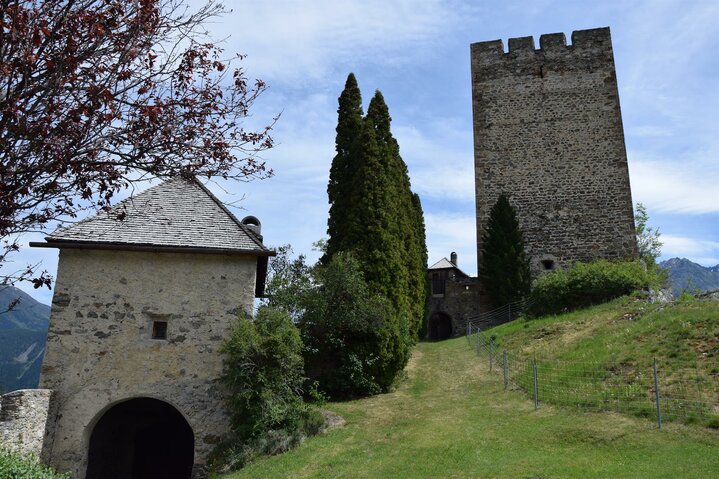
xmin=12 ymin=0 xmax=719 ymax=304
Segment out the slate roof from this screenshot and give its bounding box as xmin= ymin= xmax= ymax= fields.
xmin=34 ymin=177 xmax=272 ymax=255
xmin=428 ymin=258 xmax=456 ymax=270
xmin=428 ymin=257 xmax=470 ymax=278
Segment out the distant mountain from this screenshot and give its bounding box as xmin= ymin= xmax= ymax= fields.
xmin=0 ymin=286 xmax=50 ymax=393
xmin=659 ymin=258 xmax=719 ymax=298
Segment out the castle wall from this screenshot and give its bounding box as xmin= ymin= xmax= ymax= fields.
xmin=39 ymin=249 xmax=257 ymax=478
xmin=427 ymin=276 xmax=482 ymax=337
xmin=471 ymin=27 xmax=637 ymax=276
xmin=0 ymin=389 xmax=52 ymax=457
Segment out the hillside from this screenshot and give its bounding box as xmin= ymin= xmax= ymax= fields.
xmin=661 ymin=257 xmax=719 ymax=297
xmin=218 ymin=296 xmax=719 ymax=479
xmin=0 ymin=286 xmax=51 ymax=393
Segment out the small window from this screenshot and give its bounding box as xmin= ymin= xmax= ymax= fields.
xmin=152 ymin=321 xmax=168 ymax=340
xmin=541 ymin=259 xmax=555 ymax=271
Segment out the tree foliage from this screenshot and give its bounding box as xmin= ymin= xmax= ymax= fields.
xmin=325 ymin=73 xmax=363 ymax=258
xmin=216 ymin=307 xmax=324 ymax=471
xmin=479 ymin=194 xmax=531 ymax=308
xmin=0 ymin=0 xmax=274 ymax=287
xmin=263 ymin=247 xmax=405 ymax=399
xmin=635 ymin=203 xmax=662 ymax=265
xmin=324 ymin=75 xmax=428 ymax=343
xmin=301 ymin=252 xmax=404 ymax=398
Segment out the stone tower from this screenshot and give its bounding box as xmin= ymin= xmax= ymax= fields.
xmin=30 ymin=178 xmax=273 ymax=478
xmin=471 ymin=27 xmax=637 ymax=276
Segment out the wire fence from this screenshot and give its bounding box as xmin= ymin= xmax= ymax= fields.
xmin=464 ymin=298 xmax=532 ymax=330
xmin=466 ymin=324 xmax=719 ymax=429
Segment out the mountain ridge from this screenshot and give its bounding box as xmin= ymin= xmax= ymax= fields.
xmin=660 ymin=257 xmax=719 ymax=298
xmin=0 ymin=286 xmax=50 ymax=393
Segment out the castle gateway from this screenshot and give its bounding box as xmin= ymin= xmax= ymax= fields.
xmin=30 ymin=178 xmax=273 ymax=478
xmin=471 ymin=27 xmax=637 ymax=277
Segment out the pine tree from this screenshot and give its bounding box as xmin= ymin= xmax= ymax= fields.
xmin=479 ymin=194 xmax=531 ymax=308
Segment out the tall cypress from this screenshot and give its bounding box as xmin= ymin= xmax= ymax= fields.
xmin=365 ymin=91 xmax=428 ymax=340
xmin=479 ymin=194 xmax=531 ymax=308
xmin=323 ymin=78 xmax=429 ymax=389
xmin=326 ymin=73 xmax=363 ymax=261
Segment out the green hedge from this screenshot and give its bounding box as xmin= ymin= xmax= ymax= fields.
xmin=528 ymin=260 xmax=659 ymax=316
xmin=0 ymin=449 xmax=69 ymax=479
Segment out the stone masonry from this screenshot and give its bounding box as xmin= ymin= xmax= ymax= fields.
xmin=27 ymin=177 xmax=273 ymax=478
xmin=0 ymin=389 xmax=52 ymax=457
xmin=38 ymin=249 xmax=257 ymax=477
xmin=471 ymin=27 xmax=638 ymax=276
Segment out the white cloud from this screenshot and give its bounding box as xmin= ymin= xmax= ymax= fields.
xmin=208 ymin=0 xmax=472 ymax=84
xmin=628 ymin=156 xmax=719 ymax=214
xmin=393 ymin=124 xmax=474 ymax=200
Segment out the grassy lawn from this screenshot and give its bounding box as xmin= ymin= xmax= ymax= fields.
xmin=217 ymin=312 xmax=719 ymax=479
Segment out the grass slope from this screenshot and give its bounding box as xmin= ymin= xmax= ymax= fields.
xmin=217 ymin=298 xmax=719 ymax=479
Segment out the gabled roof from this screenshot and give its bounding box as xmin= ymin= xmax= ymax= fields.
xmin=31 ymin=177 xmax=273 ymax=256
xmin=429 ymin=258 xmax=456 ymax=270
xmin=428 ymin=257 xmax=470 ymax=278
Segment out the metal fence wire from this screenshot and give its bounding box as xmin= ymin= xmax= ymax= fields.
xmin=467 ymin=325 xmax=719 ymax=429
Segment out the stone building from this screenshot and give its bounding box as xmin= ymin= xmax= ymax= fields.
xmin=28 ymin=177 xmax=273 ymax=478
xmin=426 ymin=253 xmax=481 ymax=340
xmin=471 ymin=27 xmax=638 ymax=277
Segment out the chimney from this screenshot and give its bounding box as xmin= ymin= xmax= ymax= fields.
xmin=450 ymin=251 xmax=458 ymax=266
xmin=241 ymin=216 xmax=262 ymax=241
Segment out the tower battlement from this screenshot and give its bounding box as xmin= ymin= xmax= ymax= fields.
xmin=471 ymin=27 xmax=637 ymax=278
xmin=471 ymin=27 xmax=612 ymax=59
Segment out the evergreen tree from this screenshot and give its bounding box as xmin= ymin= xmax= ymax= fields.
xmin=322 ymin=78 xmax=429 ymax=390
xmin=326 ymin=73 xmax=364 ymax=260
xmin=479 ymin=194 xmax=531 ymax=308
xmin=409 ymin=193 xmax=429 ymax=337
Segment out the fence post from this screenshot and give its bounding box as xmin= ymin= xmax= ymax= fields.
xmin=503 ymin=350 xmax=508 ymax=389
xmin=508 ymin=303 xmax=512 ymax=321
xmin=653 ymin=358 xmax=662 ymax=430
xmin=466 ymin=322 xmax=470 ymax=344
xmin=476 ymin=328 xmax=481 ymax=354
xmin=533 ymin=359 xmax=539 ymax=410
xmin=489 ymin=337 xmax=493 ymax=371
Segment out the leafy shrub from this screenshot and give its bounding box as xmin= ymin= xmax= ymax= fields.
xmin=214 ymin=307 xmax=324 ymax=472
xmin=300 ymin=252 xmax=410 ymax=399
xmin=0 ymin=449 xmax=69 ymax=479
xmin=529 ymin=259 xmax=659 ymax=316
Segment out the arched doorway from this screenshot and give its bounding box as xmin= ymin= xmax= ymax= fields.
xmin=86 ymin=398 xmax=194 ymax=479
xmin=428 ymin=312 xmax=453 ymax=340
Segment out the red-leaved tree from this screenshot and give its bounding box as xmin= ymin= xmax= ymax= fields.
xmin=0 ymin=0 xmax=275 ymax=289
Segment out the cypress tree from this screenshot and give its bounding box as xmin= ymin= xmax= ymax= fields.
xmin=409 ymin=193 xmax=429 ymax=337
xmin=326 ymin=73 xmax=363 ymax=260
xmin=365 ymin=91 xmax=428 ymax=339
xmin=479 ymin=194 xmax=531 ymax=308
xmin=322 ymin=79 xmax=429 ymax=390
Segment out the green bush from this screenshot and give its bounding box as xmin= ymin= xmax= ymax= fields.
xmin=0 ymin=449 xmax=69 ymax=479
xmin=213 ymin=307 xmax=324 ymax=472
xmin=529 ymin=259 xmax=659 ymax=316
xmin=301 ymin=252 xmax=409 ymax=399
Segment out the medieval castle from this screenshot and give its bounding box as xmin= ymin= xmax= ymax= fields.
xmin=427 ymin=27 xmax=637 ymax=339
xmin=1 ymin=27 xmax=637 ymax=477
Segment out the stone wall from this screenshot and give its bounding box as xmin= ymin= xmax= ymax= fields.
xmin=471 ymin=27 xmax=638 ymax=277
xmin=39 ymin=249 xmax=257 ymax=478
xmin=427 ymin=277 xmax=482 ymax=336
xmin=0 ymin=389 xmax=52 ymax=457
